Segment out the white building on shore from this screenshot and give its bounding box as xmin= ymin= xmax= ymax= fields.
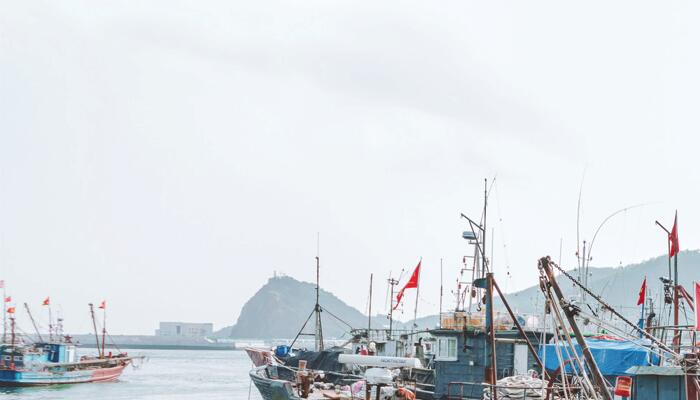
xmin=155 ymin=322 xmax=214 ymax=338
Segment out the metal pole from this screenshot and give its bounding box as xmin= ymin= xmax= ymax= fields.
xmin=10 ymin=316 xmax=15 ymax=347
xmin=539 ymin=257 xmax=612 ymax=400
xmin=483 ymin=178 xmax=488 ymax=274
xmin=89 ymin=303 xmax=102 ymax=358
xmin=439 ymin=259 xmax=443 ymax=329
xmin=23 ymin=303 xmax=44 ymax=342
xmin=368 ymin=274 xmax=373 ymax=334
xmin=48 ymin=305 xmax=53 ymax=342
xmin=289 ymin=308 xmax=315 ymax=349
xmin=315 ymin=254 xmax=324 ymax=352
xmin=581 ymin=241 xmax=587 ymax=301
xmin=102 ymin=306 xmax=107 ymax=357
xmin=674 ymin=252 xmax=679 ymax=351
xmin=485 ymin=273 xmax=497 ymax=400
xmin=2 ymin=286 xmax=6 ymax=344
xmin=388 ymin=278 xmax=396 ymax=340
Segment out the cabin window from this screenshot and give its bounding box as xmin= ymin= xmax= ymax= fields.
xmin=435 ymin=337 xmax=458 ymax=361
xmin=13 ymin=356 xmax=22 ymax=361
xmin=3 ymin=356 xmax=10 ymax=361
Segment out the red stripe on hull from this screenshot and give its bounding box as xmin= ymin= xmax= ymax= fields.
xmin=89 ymin=365 xmax=127 ymax=382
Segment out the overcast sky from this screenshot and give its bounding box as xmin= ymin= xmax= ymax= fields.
xmin=1 ymin=1 xmax=698 ymax=335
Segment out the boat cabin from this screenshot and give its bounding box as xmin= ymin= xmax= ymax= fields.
xmin=429 ymin=327 xmax=548 ymax=400
xmin=0 ymin=343 xmax=76 ymax=370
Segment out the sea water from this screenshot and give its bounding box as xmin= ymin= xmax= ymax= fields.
xmin=0 ymin=349 xmax=264 ymax=400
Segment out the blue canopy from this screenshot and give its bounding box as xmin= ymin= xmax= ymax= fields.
xmin=538 ymin=338 xmax=659 ymax=376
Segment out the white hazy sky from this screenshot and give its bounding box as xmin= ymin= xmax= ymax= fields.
xmin=1 ymin=1 xmax=699 ymax=335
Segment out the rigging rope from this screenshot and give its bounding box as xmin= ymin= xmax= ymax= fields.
xmin=550 ymin=260 xmax=678 ymax=358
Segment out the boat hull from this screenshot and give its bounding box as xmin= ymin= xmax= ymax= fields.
xmin=250 ymin=366 xmax=300 ymax=400
xmin=0 ymin=364 xmax=126 ymax=386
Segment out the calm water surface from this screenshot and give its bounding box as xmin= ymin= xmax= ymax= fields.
xmin=0 ymin=349 xmax=263 ymax=400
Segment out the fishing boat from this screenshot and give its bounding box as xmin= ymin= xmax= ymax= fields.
xmin=0 ymin=342 xmax=134 ymax=386
xmin=0 ymin=300 xmax=142 ymax=386
xmin=250 ymin=355 xmax=422 ymax=400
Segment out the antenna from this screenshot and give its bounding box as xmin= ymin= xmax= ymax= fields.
xmin=483 ymin=178 xmax=488 ymax=273
xmin=576 ymin=171 xmax=585 ymax=280
xmin=367 ymin=274 xmax=373 ymax=334
xmin=314 ymin=232 xmax=323 ymax=351
xmin=558 ymin=237 xmax=563 ymax=266
xmin=439 ymin=258 xmax=443 ymax=328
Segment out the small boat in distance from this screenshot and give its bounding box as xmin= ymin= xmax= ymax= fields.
xmin=0 ymin=300 xmax=142 ymax=386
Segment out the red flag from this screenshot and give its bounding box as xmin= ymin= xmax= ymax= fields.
xmin=393 ymin=260 xmax=421 ymax=310
xmin=637 ymin=278 xmax=646 ymax=306
xmin=98 ymin=300 xmax=106 ymax=310
xmin=42 ymin=297 xmax=50 ymax=306
xmin=669 ymin=213 xmax=679 ymax=257
xmin=6 ymin=307 xmax=15 ymax=314
xmin=695 ymin=282 xmax=700 ymax=331
xmin=4 ymin=296 xmax=10 ymax=303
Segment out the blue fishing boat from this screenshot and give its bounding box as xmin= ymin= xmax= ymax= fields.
xmin=0 ymin=342 xmax=134 ymax=386
xmin=0 ymin=301 xmax=141 ymax=386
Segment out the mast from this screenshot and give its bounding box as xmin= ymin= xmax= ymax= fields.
xmin=672 ymin=212 xmax=679 ymax=351
xmin=56 ymin=317 xmax=63 ymax=339
xmin=388 ymin=276 xmax=398 ymax=340
xmin=485 ymin=273 xmax=497 ymax=400
xmin=89 ymin=303 xmax=102 ymax=358
xmin=10 ymin=316 xmax=15 ymax=347
xmin=581 ymin=240 xmax=587 ymax=301
xmin=673 ymin=243 xmax=679 ymax=351
xmin=47 ymin=301 xmax=53 ymax=342
xmin=102 ymin=304 xmax=107 ymax=357
xmin=23 ymin=303 xmax=44 ymax=342
xmin=2 ymin=284 xmax=5 ymax=343
xmin=314 ymin=254 xmax=324 ymax=352
xmin=482 ymin=178 xmax=488 ymax=274
xmin=367 ymin=274 xmax=373 ymax=334
xmin=439 ymin=258 xmax=443 ymax=328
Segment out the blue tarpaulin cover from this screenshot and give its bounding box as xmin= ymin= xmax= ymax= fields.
xmin=538 ymin=338 xmax=659 ymax=376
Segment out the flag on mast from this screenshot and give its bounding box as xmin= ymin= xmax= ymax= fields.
xmin=98 ymin=300 xmax=106 ymax=309
xmin=637 ymin=278 xmax=647 ymax=306
xmin=393 ymin=260 xmax=421 ymax=310
xmin=42 ymin=297 xmax=50 ymax=306
xmin=6 ymin=307 xmax=14 ymax=314
xmin=3 ymin=296 xmax=10 ymax=303
xmin=669 ymin=213 xmax=679 ymax=257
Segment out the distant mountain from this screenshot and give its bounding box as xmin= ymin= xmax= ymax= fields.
xmin=219 ymin=251 xmax=700 ymax=338
xmin=218 ymin=275 xmax=389 ymax=339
